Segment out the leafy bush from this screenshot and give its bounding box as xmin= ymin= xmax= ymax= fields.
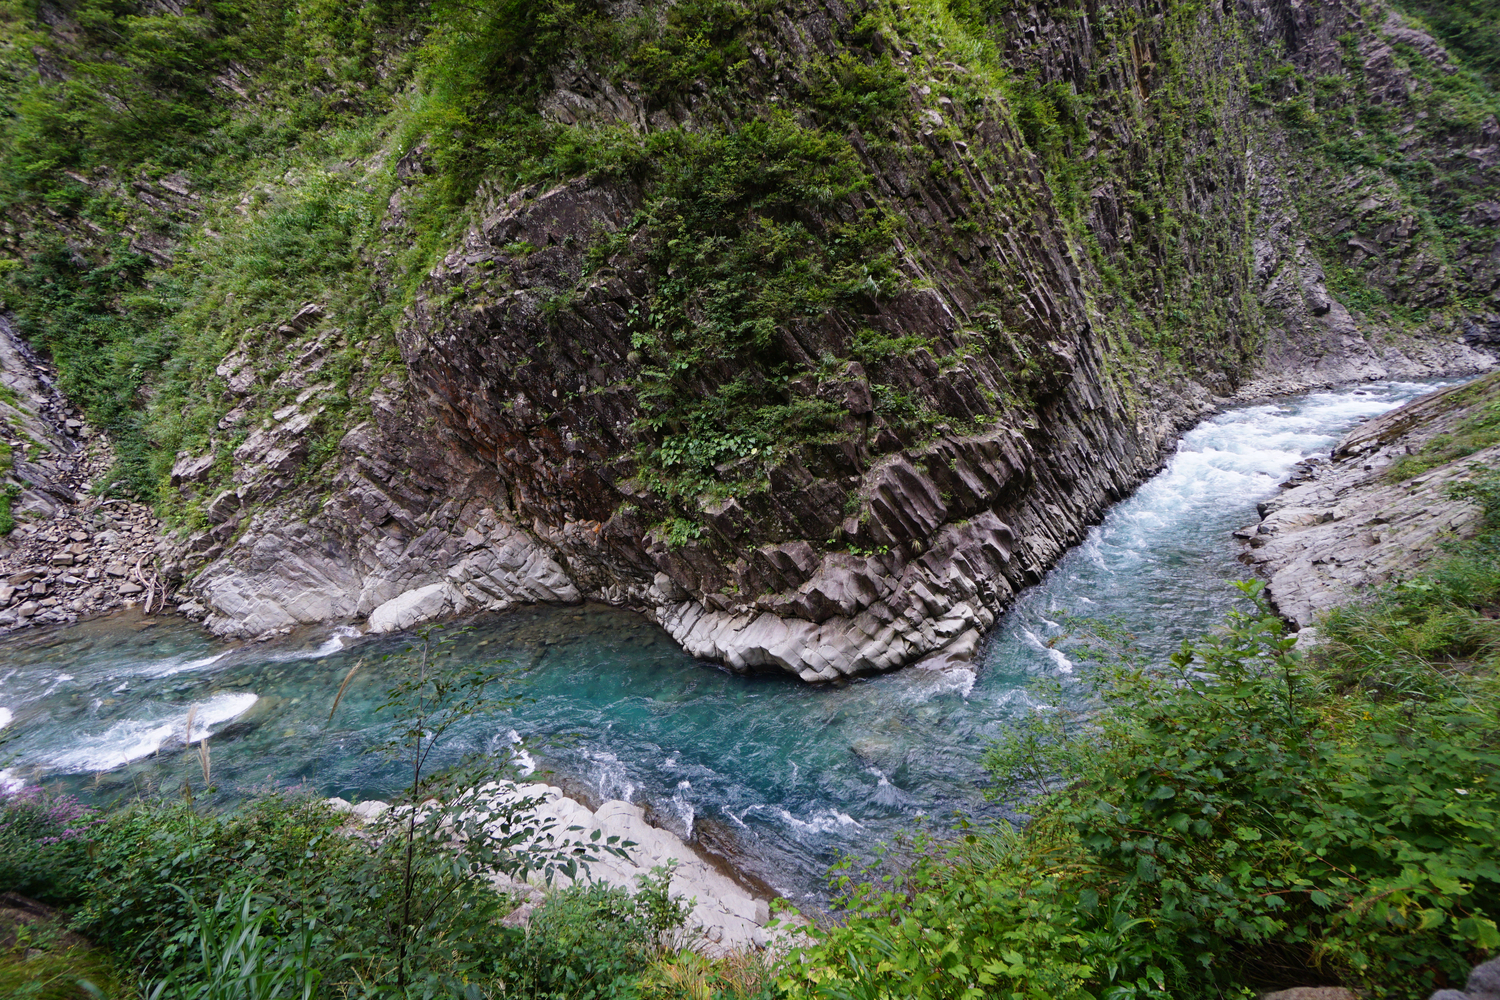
xmin=0 ymin=483 xmax=19 ymax=535
xmin=69 ymin=793 xmax=361 ymax=978
xmin=804 ymin=52 xmax=911 ymax=134
xmin=619 ymin=114 xmax=897 ymax=498
xmin=1395 ymin=0 xmax=1500 ymax=89
xmin=498 ymin=882 xmax=661 ymax=999
xmin=4 ymin=238 xmax=170 ymax=496
xmin=491 ymin=863 xmax=693 ymax=999
xmin=788 ymin=582 xmax=1500 ymax=999
xmin=0 ymin=785 xmax=99 ymax=903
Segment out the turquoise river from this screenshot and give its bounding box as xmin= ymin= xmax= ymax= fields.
xmin=0 ymin=379 xmax=1459 ymax=902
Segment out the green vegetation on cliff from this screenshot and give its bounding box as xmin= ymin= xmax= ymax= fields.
xmin=1 ymin=0 xmax=1491 ymax=542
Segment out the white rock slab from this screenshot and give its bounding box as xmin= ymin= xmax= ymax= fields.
xmin=329 ymin=781 xmax=794 ymax=956
xmin=367 ymin=583 xmax=453 ymax=633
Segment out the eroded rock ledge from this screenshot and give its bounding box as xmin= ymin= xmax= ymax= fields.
xmin=176 ymin=363 xmax=1221 ymax=681
xmin=327 ymin=781 xmax=784 ymax=955
xmin=1242 ymin=371 xmax=1500 ymax=626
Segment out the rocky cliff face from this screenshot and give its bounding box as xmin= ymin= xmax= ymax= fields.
xmin=2 ymin=0 xmax=1497 ymax=671
xmin=0 ymin=317 xmax=165 ymax=629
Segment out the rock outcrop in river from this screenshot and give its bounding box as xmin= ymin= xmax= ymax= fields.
xmin=1245 ymin=370 xmax=1500 ymax=624
xmin=0 ymin=0 xmax=1497 ymax=671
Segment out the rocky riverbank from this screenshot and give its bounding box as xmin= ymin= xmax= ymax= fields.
xmin=1242 ymin=371 xmax=1500 ymax=625
xmin=327 ymin=782 xmax=789 ymax=956
xmin=0 ymin=319 xmax=166 ymax=633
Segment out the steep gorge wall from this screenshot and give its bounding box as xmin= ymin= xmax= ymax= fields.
xmin=2 ymin=0 xmax=1497 ymax=671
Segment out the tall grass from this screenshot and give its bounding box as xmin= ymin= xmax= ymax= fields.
xmin=149 ymin=888 xmax=319 ymax=1000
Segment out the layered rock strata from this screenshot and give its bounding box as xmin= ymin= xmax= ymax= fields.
xmin=0 ymin=317 xmax=166 ymax=632
xmin=1242 ymin=372 xmax=1500 ymax=625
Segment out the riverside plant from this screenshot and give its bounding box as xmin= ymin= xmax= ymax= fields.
xmin=0 ymin=785 xmax=102 ymax=900
xmin=328 ymin=623 xmax=629 ymax=995
xmin=147 ymin=887 xmax=320 ymax=1000
xmin=787 ymin=581 xmax=1500 ymax=1000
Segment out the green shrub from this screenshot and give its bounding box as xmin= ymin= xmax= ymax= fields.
xmin=0 ymin=482 xmax=19 ymax=535
xmin=1394 ymin=0 xmax=1500 ymax=89
xmin=0 ymin=786 xmax=100 ymax=903
xmin=496 ymin=864 xmax=692 ymax=1000
xmin=151 ymin=887 xmax=320 ymax=1000
xmin=788 ymin=582 xmax=1500 ymax=999
xmin=501 ymin=885 xmax=654 ymax=999
xmin=616 ymin=114 xmax=897 ymax=499
xmin=70 ymin=794 xmax=361 ymax=977
xmin=804 ymin=52 xmax=911 ymax=134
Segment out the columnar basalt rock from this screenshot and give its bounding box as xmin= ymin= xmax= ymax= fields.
xmin=5 ymin=0 xmax=1493 ymax=674
xmin=154 ymin=0 xmax=1499 ymax=677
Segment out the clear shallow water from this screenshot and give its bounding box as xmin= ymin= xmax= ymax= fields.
xmin=0 ymin=379 xmax=1459 ymax=900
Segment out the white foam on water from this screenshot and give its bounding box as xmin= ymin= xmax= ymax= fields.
xmin=947 ymin=667 xmax=978 ymax=699
xmin=0 ymin=770 xmax=22 ymax=795
xmin=506 ymin=730 xmax=536 ymax=776
xmin=187 ymin=692 xmax=258 ymax=740
xmin=44 ymin=691 xmax=259 ymax=773
xmin=582 ymin=749 xmax=637 ymax=803
xmin=925 ymin=666 xmax=977 ymax=700
xmin=671 ymin=779 xmax=695 ymax=840
xmin=131 ymin=650 xmax=231 ymax=679
xmin=0 ymin=707 xmax=10 ymax=730
xmin=865 ymin=768 xmax=912 ymax=808
xmin=312 ymin=626 xmax=364 ymax=657
xmin=755 ymin=805 xmax=864 ymax=834
xmin=904 ymin=659 xmax=977 ymax=701
xmin=987 ymin=378 xmax=1466 ymax=700
xmin=1020 ymin=628 xmax=1073 ymax=673
xmin=801 ymin=808 xmax=862 ymax=832
xmin=40 ymin=673 xmax=75 ymax=698
xmin=261 ymin=626 xmax=364 ymax=663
